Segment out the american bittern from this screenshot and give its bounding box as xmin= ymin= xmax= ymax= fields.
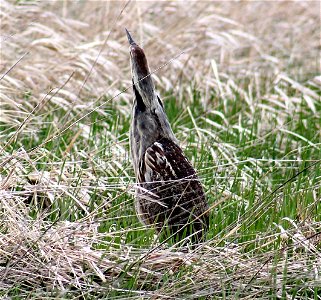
xmin=126 ymin=29 xmax=209 ymax=242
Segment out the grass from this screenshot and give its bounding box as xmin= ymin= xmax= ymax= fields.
xmin=0 ymin=0 xmax=321 ymax=299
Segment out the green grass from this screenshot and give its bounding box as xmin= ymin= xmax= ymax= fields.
xmin=1 ymin=78 xmax=320 ymax=298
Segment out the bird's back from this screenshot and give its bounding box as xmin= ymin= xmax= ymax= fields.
xmin=135 ymin=137 xmax=209 ymax=242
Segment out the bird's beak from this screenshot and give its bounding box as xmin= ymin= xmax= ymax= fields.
xmin=126 ymin=29 xmax=155 ymax=109
xmin=125 ymin=28 xmax=136 ymax=46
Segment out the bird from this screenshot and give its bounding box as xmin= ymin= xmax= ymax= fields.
xmin=126 ymin=29 xmax=209 ymax=243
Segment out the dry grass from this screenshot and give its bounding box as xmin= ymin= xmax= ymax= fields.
xmin=1 ymin=1 xmax=319 ymax=118
xmin=1 ymin=0 xmax=320 ymax=298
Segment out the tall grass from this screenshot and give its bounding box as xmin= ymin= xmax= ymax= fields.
xmin=0 ymin=0 xmax=320 ymax=298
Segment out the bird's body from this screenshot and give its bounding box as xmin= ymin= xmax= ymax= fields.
xmin=127 ymin=29 xmax=209 ymax=242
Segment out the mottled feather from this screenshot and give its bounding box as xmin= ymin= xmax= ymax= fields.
xmin=136 ymin=138 xmax=209 ymax=241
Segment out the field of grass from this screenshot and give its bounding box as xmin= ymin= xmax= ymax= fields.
xmin=0 ymin=1 xmax=320 ymax=299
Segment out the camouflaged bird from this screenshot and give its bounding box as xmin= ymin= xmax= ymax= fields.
xmin=126 ymin=29 xmax=209 ymax=242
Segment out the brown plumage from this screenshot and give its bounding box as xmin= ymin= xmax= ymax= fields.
xmin=126 ymin=29 xmax=209 ymax=242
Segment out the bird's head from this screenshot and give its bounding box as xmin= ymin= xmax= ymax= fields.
xmin=126 ymin=28 xmax=160 ymax=112
xmin=126 ymin=29 xmax=177 ymax=145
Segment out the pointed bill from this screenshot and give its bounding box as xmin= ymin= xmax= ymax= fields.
xmin=126 ymin=29 xmax=155 ymax=108
xmin=125 ymin=28 xmax=136 ymax=45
